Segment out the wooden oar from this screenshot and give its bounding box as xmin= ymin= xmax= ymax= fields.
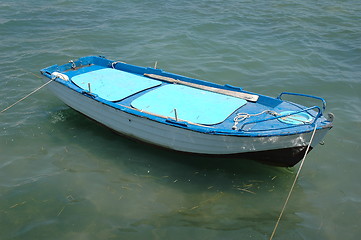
xmin=144 ymin=73 xmax=259 ymax=102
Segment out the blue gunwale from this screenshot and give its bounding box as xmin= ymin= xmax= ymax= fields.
xmin=40 ymin=56 xmax=332 ymax=137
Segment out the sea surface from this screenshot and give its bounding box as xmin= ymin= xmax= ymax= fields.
xmin=0 ymin=1 xmax=360 ymax=239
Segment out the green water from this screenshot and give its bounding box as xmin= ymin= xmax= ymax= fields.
xmin=1 ymin=1 xmax=360 ymax=239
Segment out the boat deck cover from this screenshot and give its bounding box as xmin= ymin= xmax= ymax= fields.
xmin=71 ymin=68 xmax=162 ymax=101
xmin=131 ymin=84 xmax=247 ymax=125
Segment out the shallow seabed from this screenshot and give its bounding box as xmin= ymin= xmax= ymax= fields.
xmin=0 ymin=1 xmax=360 ymax=239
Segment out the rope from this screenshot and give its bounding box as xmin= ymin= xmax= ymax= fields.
xmin=1 ymin=79 xmax=53 ymax=114
xmin=232 ymin=110 xmax=313 ymax=130
xmin=269 ymin=124 xmax=318 ymax=240
xmin=15 ymin=67 xmax=43 ymax=80
xmin=232 ymin=110 xmax=278 ymax=130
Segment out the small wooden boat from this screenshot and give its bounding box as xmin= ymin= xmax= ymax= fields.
xmin=40 ymin=56 xmax=333 ymax=167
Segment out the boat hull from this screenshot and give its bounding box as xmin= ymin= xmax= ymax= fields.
xmin=45 ymin=80 xmax=330 ymax=166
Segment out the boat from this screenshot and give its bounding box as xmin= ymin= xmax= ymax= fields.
xmin=40 ymin=56 xmax=333 ymax=167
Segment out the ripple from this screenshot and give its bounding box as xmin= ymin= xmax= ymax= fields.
xmin=1 ymin=0 xmax=360 ymax=239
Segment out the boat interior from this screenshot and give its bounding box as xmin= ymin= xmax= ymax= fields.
xmin=42 ymin=56 xmax=329 ymax=134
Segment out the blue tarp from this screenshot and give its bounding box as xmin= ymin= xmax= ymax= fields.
xmin=71 ymin=68 xmax=162 ymax=101
xmin=131 ymin=84 xmax=247 ymax=125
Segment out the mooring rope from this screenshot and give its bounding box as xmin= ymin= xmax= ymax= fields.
xmin=232 ymin=110 xmax=278 ymax=130
xmin=269 ymin=124 xmax=318 ymax=240
xmin=1 ymin=71 xmax=53 ymax=114
xmin=16 ymin=67 xmax=43 ymax=80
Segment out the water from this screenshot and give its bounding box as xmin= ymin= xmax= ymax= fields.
xmin=0 ymin=0 xmax=360 ymax=239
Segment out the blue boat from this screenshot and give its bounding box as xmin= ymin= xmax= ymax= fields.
xmin=40 ymin=56 xmax=333 ymax=167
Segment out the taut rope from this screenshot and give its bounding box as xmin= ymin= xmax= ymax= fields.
xmin=1 ymin=70 xmax=53 ymax=113
xmin=269 ymin=124 xmax=318 ymax=240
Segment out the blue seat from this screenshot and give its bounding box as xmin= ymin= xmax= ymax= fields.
xmin=71 ymin=68 xmax=162 ymax=101
xmin=131 ymin=84 xmax=247 ymax=125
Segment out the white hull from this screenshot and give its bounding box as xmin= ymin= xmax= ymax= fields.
xmin=46 ymin=81 xmax=329 ymax=156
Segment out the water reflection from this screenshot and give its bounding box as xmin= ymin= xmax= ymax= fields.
xmin=32 ymin=109 xmax=305 ymax=238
